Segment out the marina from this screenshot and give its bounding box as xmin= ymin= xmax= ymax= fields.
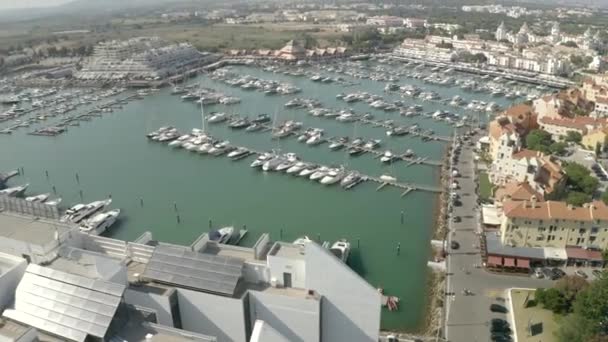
xmin=0 ymin=58 xmax=522 ymax=331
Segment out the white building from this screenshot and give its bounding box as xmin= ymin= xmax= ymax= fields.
xmin=76 ymin=37 xmax=213 ymax=81
xmin=0 ymin=199 xmax=381 ymax=342
xmin=366 ymin=16 xmax=404 ymax=27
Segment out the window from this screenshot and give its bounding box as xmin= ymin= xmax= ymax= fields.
xmin=591 ymin=227 xmax=599 ymax=234
xmin=579 ymin=229 xmax=586 ymax=234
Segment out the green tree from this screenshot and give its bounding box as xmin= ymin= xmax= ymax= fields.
xmin=567 ymin=191 xmax=591 ymax=206
xmin=565 ymin=131 xmax=583 ymax=143
xmin=526 ymin=129 xmax=553 ymax=153
xmin=536 ymin=287 xmax=569 ymax=314
xmin=558 ymin=276 xmax=608 ymax=341
xmin=550 ymin=142 xmax=568 ymax=155
xmin=556 ymin=275 xmax=589 ymax=303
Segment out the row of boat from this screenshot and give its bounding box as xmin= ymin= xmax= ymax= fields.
xmin=147 ymin=126 xmax=367 ymax=190
xmin=250 ymin=152 xmax=365 ymax=188
xmin=210 ymin=70 xmax=301 ymax=96
xmin=61 ymin=199 xmax=120 ymax=235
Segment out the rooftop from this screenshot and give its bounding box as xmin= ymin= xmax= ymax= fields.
xmin=0 ymin=211 xmax=73 ymax=247
xmin=268 ymin=242 xmax=306 ymax=260
xmin=116 ymin=311 xmax=217 ymax=342
xmin=503 ymin=200 xmax=608 ymax=221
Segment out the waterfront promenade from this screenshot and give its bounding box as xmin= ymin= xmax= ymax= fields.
xmin=444 ymin=131 xmax=552 ymax=342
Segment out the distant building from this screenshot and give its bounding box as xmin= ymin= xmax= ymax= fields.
xmin=366 ymin=16 xmax=404 ymax=27
xmin=76 ymin=37 xmax=213 ymax=81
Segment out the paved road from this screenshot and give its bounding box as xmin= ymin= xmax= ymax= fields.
xmin=445 ymin=134 xmax=553 ymax=342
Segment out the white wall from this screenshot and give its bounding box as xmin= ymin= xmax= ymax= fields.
xmin=0 ymin=254 xmax=27 ymax=312
xmin=177 ymin=289 xmax=247 ymax=342
xmin=242 ymin=261 xmax=270 ymax=284
xmin=248 ymin=290 xmax=320 ymax=342
xmin=304 ymin=243 xmax=381 ymax=342
xmin=267 ymin=253 xmax=306 ymax=288
xmin=123 ymin=288 xmax=174 ymax=326
xmin=250 ymin=320 xmax=290 ymax=342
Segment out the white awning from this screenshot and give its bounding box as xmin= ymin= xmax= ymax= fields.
xmin=482 ymin=205 xmax=501 ymax=226
xmin=543 ymin=247 xmax=567 ymax=260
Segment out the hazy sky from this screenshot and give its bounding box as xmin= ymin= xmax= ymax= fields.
xmin=0 ymin=0 xmax=73 ymax=10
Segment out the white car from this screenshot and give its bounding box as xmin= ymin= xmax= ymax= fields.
xmin=534 ymin=268 xmax=544 ymax=279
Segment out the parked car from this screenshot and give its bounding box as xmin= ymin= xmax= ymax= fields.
xmin=552 ymin=268 xmax=566 ymax=280
xmin=533 ymin=268 xmax=544 ymax=279
xmin=452 ymin=216 xmax=462 ymax=223
xmin=542 ymin=268 xmax=554 ymax=279
xmin=575 ymin=270 xmax=588 ymax=279
xmin=451 ymin=241 xmax=460 ymax=250
xmin=490 ymin=304 xmax=509 ymax=313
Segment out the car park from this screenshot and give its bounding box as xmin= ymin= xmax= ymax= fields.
xmin=490 ymin=304 xmax=508 ymax=313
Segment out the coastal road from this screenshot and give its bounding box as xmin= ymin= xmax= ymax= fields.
xmin=445 ymin=133 xmax=553 ymax=342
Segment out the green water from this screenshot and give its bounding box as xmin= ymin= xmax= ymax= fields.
xmin=0 ymin=63 xmax=518 ymax=331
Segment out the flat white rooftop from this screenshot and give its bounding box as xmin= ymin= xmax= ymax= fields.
xmin=0 ymin=212 xmax=72 ymax=246
xmin=269 ymin=242 xmax=305 ymax=260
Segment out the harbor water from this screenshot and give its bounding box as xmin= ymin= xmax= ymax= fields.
xmin=0 ymin=60 xmax=522 ymax=331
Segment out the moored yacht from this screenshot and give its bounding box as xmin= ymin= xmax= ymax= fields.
xmin=80 ymin=209 xmax=120 ymax=235
xmin=320 ymin=168 xmax=345 ymax=185
xmin=310 ymin=166 xmax=330 ymax=181
xmin=209 ymin=226 xmax=234 ymax=244
xmin=330 ymin=239 xmax=351 ymax=262
xmin=0 ymin=184 xmax=29 ymax=197
xmin=25 ymin=193 xmax=50 ymax=202
xmin=207 ymin=112 xmax=228 ymax=123
xmin=227 ymin=147 xmax=249 ymax=159
xmin=251 ymin=152 xmax=274 ymax=168
xmin=61 ymin=199 xmax=112 ymax=223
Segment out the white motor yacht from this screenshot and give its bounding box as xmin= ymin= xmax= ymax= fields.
xmin=169 ymin=134 xmax=191 ymax=148
xmin=61 ymin=199 xmax=112 ymax=223
xmin=44 ymin=197 xmax=62 ymax=206
xmin=227 ymin=147 xmax=249 ymax=159
xmin=251 ymin=153 xmax=273 ymax=168
xmin=320 ymin=168 xmax=345 ymax=185
xmin=340 ymin=171 xmax=362 ymax=188
xmin=286 ymin=162 xmax=307 ymax=175
xmin=330 ymin=239 xmax=351 ymax=262
xmin=380 ymin=175 xmax=397 ymax=183
xmin=310 ymin=166 xmax=330 ymax=181
xmin=25 ymin=193 xmax=51 ymax=202
xmin=306 ymin=134 xmax=324 ymax=145
xmin=209 ymin=226 xmax=234 ymax=244
xmin=208 ymin=141 xmax=231 ymax=156
xmin=262 ymin=156 xmax=284 ymax=172
xmin=80 ymin=209 xmax=120 ymax=235
xmin=0 ymin=184 xmax=29 ymax=197
xmin=298 ymin=165 xmax=318 ymax=177
xmin=207 ymin=112 xmax=228 ymax=123
xmin=380 ymin=151 xmax=395 ymax=163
